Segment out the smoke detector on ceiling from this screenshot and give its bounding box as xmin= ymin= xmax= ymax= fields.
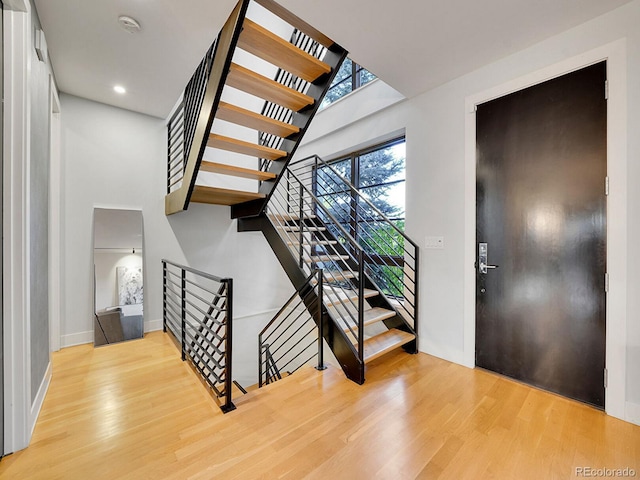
xmin=118 ymin=15 xmax=142 ymax=33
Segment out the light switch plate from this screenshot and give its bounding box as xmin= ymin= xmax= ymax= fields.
xmin=425 ymin=236 xmax=444 ymax=249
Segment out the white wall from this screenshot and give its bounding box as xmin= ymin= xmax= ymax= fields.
xmin=60 ymin=94 xmax=293 ymax=382
xmin=296 ymin=0 xmax=640 ymax=424
xmin=3 ymin=0 xmax=61 ymax=453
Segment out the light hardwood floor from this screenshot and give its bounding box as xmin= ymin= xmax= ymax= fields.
xmin=1 ymin=331 xmax=638 ymax=479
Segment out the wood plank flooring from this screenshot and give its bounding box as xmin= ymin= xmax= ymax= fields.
xmin=1 ymin=331 xmax=639 ymax=479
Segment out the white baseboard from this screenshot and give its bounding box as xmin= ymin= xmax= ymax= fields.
xmin=144 ymin=318 xmax=163 ymax=332
xmin=29 ymin=362 xmax=52 ymax=438
xmin=61 ymin=330 xmax=93 ymax=348
xmin=625 ymin=401 xmax=640 ymax=426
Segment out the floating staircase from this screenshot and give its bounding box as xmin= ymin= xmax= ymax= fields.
xmin=165 ymin=0 xmax=346 ymax=217
xmin=164 ymin=0 xmax=419 ymax=386
xmin=239 ymin=156 xmax=419 ymax=384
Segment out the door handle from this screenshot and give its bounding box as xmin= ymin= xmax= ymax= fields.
xmin=478 ymin=243 xmax=499 ymax=274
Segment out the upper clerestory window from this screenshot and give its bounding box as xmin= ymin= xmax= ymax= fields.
xmin=319 ymin=58 xmax=376 ymax=109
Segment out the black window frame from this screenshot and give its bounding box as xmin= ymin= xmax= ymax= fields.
xmin=320 ymin=58 xmax=376 ymax=109
xmin=313 ymin=138 xmax=407 ymax=294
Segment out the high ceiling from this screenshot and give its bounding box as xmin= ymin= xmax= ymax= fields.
xmin=34 ymin=0 xmax=634 ymax=119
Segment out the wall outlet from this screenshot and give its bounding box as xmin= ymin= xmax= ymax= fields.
xmin=425 ymin=236 xmax=444 ymax=249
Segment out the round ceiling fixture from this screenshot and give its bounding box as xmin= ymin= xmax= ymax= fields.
xmin=114 ymin=85 xmax=126 ymax=94
xmin=118 ymin=15 xmax=141 ymax=33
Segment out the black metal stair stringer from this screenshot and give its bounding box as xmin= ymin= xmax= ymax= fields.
xmin=238 ymin=214 xmax=365 ymax=384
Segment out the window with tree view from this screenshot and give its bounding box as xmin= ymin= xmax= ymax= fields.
xmin=320 ymin=58 xmax=376 ymax=109
xmin=315 ymin=138 xmax=406 ymax=297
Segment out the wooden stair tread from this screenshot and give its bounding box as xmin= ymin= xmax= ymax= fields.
xmin=200 ymin=161 xmax=276 ymax=181
xmin=217 ymin=101 xmax=300 ymax=138
xmin=238 ymin=19 xmax=331 ymax=83
xmin=270 ymin=213 xmax=317 ymax=222
xmin=304 ymin=254 xmax=349 ymax=263
xmin=323 ymin=270 xmax=357 ymax=282
xmin=277 ymin=225 xmax=326 ymax=232
xmin=227 ymin=63 xmax=314 ymax=112
xmin=324 ymin=287 xmax=378 ymax=307
xmin=191 ymin=185 xmax=266 ymax=206
xmin=207 ymin=134 xmax=286 ymax=160
xmin=286 ymin=239 xmax=338 ymax=247
xmin=339 ymin=307 xmax=397 ymax=334
xmin=364 ymin=329 xmax=415 ymax=363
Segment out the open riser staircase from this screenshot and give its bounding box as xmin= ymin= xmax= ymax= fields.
xmin=240 ymin=156 xmax=419 ymax=383
xmin=164 ymin=0 xmax=419 ymax=386
xmin=165 ymin=0 xmax=347 ymax=217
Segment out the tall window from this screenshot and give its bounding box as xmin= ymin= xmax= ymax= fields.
xmin=320 ymin=58 xmax=376 ymax=109
xmin=315 ymin=138 xmax=406 ymax=296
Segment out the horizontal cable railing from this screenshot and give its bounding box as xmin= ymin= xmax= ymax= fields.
xmin=259 ymin=269 xmax=326 ymax=387
xmin=166 ymin=41 xmax=217 ymax=195
xmin=288 ymin=155 xmax=419 ymax=329
xmin=267 ymin=169 xmax=368 ymax=361
xmin=162 ymin=259 xmax=235 ymax=413
xmin=258 ymin=29 xmax=328 ymax=173
xmin=167 ymin=102 xmax=186 ymax=194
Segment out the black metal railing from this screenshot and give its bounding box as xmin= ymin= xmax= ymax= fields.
xmin=265 ymin=155 xmax=419 ymax=364
xmin=267 ymin=177 xmax=369 ymax=363
xmin=258 ymin=29 xmax=327 ymax=173
xmin=290 ymin=155 xmax=419 ymax=328
xmin=162 ymin=259 xmax=235 ymax=413
xmin=166 ymin=41 xmax=217 ymax=195
xmin=167 ymin=102 xmax=185 ymax=194
xmin=258 ymin=269 xmax=325 ymax=386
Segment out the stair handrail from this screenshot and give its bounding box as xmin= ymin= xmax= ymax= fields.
xmin=258 ymin=269 xmax=326 ymax=387
xmin=162 ymin=259 xmax=236 ymax=413
xmin=165 ymin=0 xmax=250 ymax=215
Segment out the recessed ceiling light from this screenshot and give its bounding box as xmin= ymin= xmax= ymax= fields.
xmin=114 ymin=85 xmax=126 ymax=94
xmin=118 ymin=15 xmax=142 ymax=34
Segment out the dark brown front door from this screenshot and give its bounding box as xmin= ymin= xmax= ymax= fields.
xmin=475 ymin=62 xmax=607 ymax=408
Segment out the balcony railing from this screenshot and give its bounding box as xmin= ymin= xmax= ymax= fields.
xmin=162 ymin=259 xmax=235 ymax=413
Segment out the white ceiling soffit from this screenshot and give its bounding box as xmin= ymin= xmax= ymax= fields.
xmin=33 ymin=0 xmax=238 ymax=119
xmin=34 ymin=0 xmax=633 ymax=119
xmin=277 ymin=0 xmax=633 ymax=99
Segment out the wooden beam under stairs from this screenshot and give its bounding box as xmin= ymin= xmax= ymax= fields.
xmin=207 ymin=134 xmax=286 ymax=160
xmin=217 ymin=101 xmax=300 ymax=138
xmin=191 ymin=185 xmax=266 ymax=206
xmin=227 ymin=63 xmax=314 ymax=112
xmin=238 ymin=19 xmax=331 ymax=83
xmin=363 ymin=329 xmax=415 ymax=363
xmin=199 ymin=161 xmax=276 ymax=181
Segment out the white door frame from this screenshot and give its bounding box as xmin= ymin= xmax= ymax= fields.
xmin=3 ymin=0 xmax=32 ymax=453
xmin=49 ymin=76 xmax=61 ymax=353
xmin=463 ymin=39 xmax=627 ymax=420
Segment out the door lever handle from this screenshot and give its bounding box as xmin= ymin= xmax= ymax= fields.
xmin=478 ymin=243 xmax=499 ymax=274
